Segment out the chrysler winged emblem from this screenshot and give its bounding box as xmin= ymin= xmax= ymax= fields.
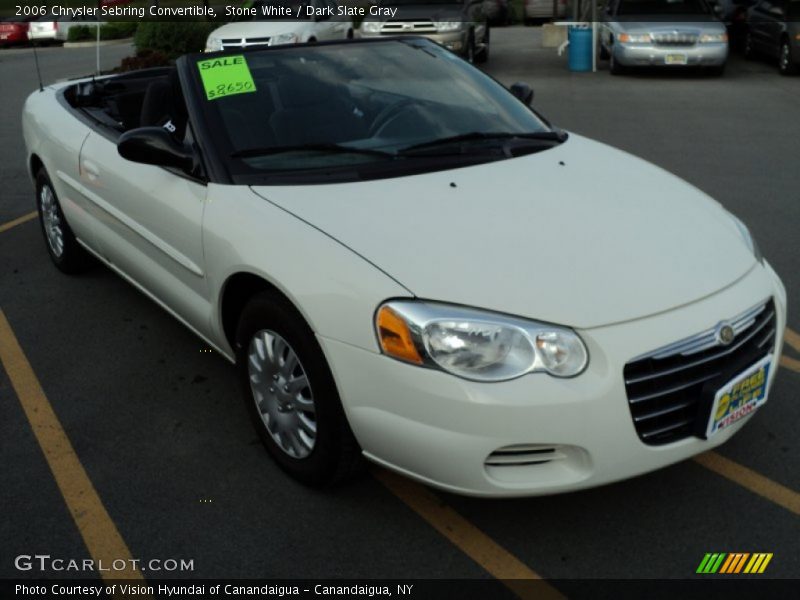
xmin=715 ymin=323 xmax=735 ymax=346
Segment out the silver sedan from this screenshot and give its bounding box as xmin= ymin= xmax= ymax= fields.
xmin=600 ymin=0 xmax=729 ymax=74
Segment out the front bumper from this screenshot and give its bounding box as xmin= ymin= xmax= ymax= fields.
xmin=614 ymin=42 xmax=728 ymax=67
xmin=320 ymin=262 xmax=786 ymax=497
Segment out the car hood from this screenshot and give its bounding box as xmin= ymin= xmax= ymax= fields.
xmin=251 ymin=134 xmax=755 ymax=329
xmin=209 ymin=21 xmax=309 ymax=39
xmin=612 ymin=16 xmax=724 ymax=31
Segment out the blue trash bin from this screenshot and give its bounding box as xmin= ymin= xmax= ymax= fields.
xmin=568 ymin=26 xmax=593 ymax=72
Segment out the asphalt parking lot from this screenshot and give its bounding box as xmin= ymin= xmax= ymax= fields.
xmin=1 ymin=26 xmax=799 ymax=596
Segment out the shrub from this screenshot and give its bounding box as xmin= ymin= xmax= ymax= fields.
xmin=100 ymin=22 xmax=139 ymax=40
xmin=114 ymin=49 xmax=172 ymax=73
xmin=67 ymin=22 xmax=138 ymax=43
xmin=67 ymin=25 xmax=93 ymax=42
xmin=134 ymin=21 xmax=218 ymax=59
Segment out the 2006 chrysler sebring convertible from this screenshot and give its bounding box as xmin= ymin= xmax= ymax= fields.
xmin=23 ymin=38 xmax=786 ymax=496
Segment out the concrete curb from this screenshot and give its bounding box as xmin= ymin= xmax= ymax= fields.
xmin=63 ymin=37 xmax=133 ymax=49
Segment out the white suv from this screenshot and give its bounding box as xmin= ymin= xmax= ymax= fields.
xmin=205 ymin=0 xmax=353 ymax=51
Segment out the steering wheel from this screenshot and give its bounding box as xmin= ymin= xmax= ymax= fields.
xmin=368 ymin=100 xmax=416 ymax=138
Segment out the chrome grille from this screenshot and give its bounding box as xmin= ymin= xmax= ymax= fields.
xmin=380 ymin=20 xmax=438 ymax=34
xmin=652 ymin=32 xmax=698 ymax=46
xmin=624 ymin=299 xmax=776 ymax=445
xmin=221 ymin=36 xmax=271 ymax=49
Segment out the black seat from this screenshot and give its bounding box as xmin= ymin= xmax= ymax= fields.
xmin=139 ymin=70 xmax=188 ymax=139
xmin=269 ymin=74 xmax=366 ymax=146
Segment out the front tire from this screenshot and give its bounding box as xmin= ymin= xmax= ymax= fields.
xmin=36 ymin=169 xmax=92 ymax=274
xmin=235 ymin=291 xmax=364 ymax=487
xmin=609 ymin=50 xmax=626 ymax=75
xmin=474 ymin=28 xmax=490 ymax=64
xmin=779 ymin=39 xmax=798 ymax=75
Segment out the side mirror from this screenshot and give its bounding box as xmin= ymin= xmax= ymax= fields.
xmin=509 ymin=82 xmax=534 ymax=106
xmin=118 ymin=127 xmax=194 ymax=172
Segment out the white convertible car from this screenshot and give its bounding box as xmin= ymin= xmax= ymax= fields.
xmin=23 ymin=38 xmax=785 ymax=496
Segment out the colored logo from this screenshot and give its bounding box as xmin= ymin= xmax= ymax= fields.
xmin=696 ymin=553 xmax=773 ymax=574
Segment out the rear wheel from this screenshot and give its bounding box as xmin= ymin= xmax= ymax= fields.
xmin=779 ymin=38 xmax=798 ymax=75
xmin=465 ymin=31 xmax=476 ymax=63
xmin=475 ymin=28 xmax=490 ymax=64
xmin=744 ymin=31 xmax=755 ymax=59
xmin=35 ymin=169 xmax=92 ymax=274
xmin=236 ymin=291 xmax=364 ymax=487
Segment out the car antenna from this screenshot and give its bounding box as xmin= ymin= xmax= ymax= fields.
xmin=32 ymin=41 xmax=44 ymax=92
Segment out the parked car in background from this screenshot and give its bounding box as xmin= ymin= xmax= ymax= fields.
xmin=600 ymin=0 xmax=729 ymax=74
xmin=745 ymin=0 xmax=800 ymax=74
xmin=26 ymin=19 xmax=59 ymax=44
xmin=360 ymin=0 xmax=490 ymax=63
xmin=483 ymin=0 xmax=511 ymax=24
xmin=0 ymin=21 xmax=29 ymax=47
xmin=524 ymin=0 xmax=568 ymax=23
xmin=205 ymin=0 xmax=353 ymax=51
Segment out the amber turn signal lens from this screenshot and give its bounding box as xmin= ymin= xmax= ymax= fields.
xmin=376 ymin=306 xmax=423 ymax=365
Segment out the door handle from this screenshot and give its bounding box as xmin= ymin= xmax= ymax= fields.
xmin=82 ymin=161 xmax=100 ymax=182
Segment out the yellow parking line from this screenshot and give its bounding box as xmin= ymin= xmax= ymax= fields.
xmin=0 ymin=211 xmax=37 ymax=234
xmin=0 ymin=308 xmax=145 ymax=582
xmin=780 ymin=354 xmax=800 ymax=373
xmin=784 ymin=327 xmax=800 ymax=353
xmin=693 ymin=451 xmax=800 ymax=516
xmin=373 ymin=468 xmax=565 ymax=600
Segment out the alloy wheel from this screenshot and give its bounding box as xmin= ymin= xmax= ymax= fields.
xmin=39 ymin=184 xmax=64 ymax=258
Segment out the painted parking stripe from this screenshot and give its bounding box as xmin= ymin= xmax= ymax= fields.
xmin=0 ymin=308 xmax=145 ymax=583
xmin=373 ymin=468 xmax=565 ymax=600
xmin=784 ymin=328 xmax=800 ymax=353
xmin=0 ymin=211 xmax=37 ymax=234
xmin=779 ymin=354 xmax=800 ymax=373
xmin=693 ymin=451 xmax=800 ymax=516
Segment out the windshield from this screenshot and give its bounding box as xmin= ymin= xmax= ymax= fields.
xmin=616 ymin=0 xmax=711 ymax=15
xmin=190 ymin=39 xmax=554 ymax=184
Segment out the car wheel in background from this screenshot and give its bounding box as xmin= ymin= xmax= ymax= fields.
xmin=465 ymin=31 xmax=476 ymax=63
xmin=235 ymin=291 xmax=364 ymax=487
xmin=707 ymin=64 xmax=726 ymax=77
xmin=778 ymin=39 xmax=798 ymax=75
xmin=744 ymin=31 xmax=755 ymax=59
xmin=609 ymin=51 xmax=626 ymax=75
xmin=599 ymin=44 xmax=610 ymax=60
xmin=35 ymin=169 xmax=92 ymax=274
xmin=475 ymin=28 xmax=489 ymax=64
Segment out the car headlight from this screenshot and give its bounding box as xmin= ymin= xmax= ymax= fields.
xmin=617 ymin=33 xmax=651 ymax=43
xmin=699 ymin=32 xmax=728 ymax=43
xmin=271 ymin=32 xmax=298 ymax=46
xmin=728 ymin=213 xmax=763 ymax=263
xmin=361 ymin=21 xmax=383 ymax=34
xmin=205 ymin=36 xmax=223 ymax=52
xmin=375 ymin=301 xmax=589 ymax=382
xmin=434 ymin=21 xmax=463 ymax=32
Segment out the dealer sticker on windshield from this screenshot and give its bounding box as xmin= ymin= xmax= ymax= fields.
xmin=197 ymin=55 xmax=256 ymax=101
xmin=706 ymin=355 xmax=771 ymax=438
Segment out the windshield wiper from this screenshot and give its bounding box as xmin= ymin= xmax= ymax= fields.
xmin=231 ymin=143 xmax=396 ymax=159
xmin=399 ymin=130 xmax=567 ymax=156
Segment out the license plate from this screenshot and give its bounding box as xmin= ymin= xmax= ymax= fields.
xmin=665 ymin=54 xmax=688 ymax=65
xmin=706 ymin=355 xmax=771 ymax=438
